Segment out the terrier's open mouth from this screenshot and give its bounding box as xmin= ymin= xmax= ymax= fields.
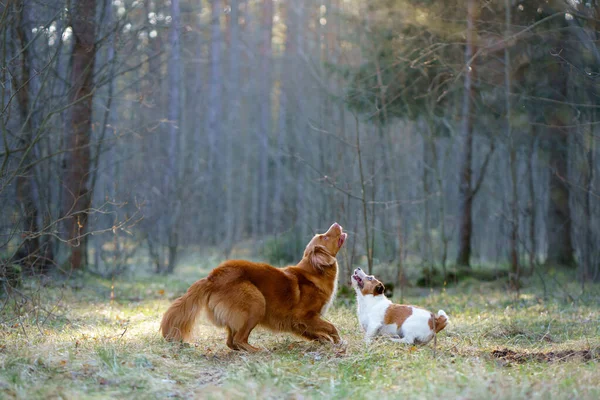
xmin=352 ymin=274 xmax=364 ymax=288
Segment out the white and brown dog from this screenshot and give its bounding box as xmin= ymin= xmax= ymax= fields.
xmin=351 ymin=268 xmax=448 ymax=344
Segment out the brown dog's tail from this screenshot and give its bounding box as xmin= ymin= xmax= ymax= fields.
xmin=434 ymin=310 xmax=449 ymax=333
xmin=160 ymin=278 xmax=211 ymax=342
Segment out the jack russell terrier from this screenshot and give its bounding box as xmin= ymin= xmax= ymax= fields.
xmin=351 ymin=268 xmax=448 ymax=344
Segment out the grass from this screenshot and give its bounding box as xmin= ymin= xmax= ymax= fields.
xmin=1 ymin=261 xmax=599 ymax=399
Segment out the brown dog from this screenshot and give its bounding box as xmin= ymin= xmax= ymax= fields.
xmin=160 ymin=223 xmax=348 ymax=351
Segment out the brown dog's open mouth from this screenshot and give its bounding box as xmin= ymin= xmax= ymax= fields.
xmin=352 ymin=274 xmax=364 ymax=288
xmin=338 ymin=233 xmax=347 ymax=248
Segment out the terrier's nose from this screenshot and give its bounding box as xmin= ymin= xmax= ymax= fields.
xmin=356 ymin=267 xmax=362 ymax=271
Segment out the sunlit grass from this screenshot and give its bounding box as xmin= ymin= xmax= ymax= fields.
xmin=1 ymin=269 xmax=599 ymax=399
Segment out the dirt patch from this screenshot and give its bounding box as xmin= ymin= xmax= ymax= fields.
xmin=491 ymin=348 xmax=599 ymax=364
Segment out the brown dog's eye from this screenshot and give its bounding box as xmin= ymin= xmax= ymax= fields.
xmin=368 ymin=277 xmax=373 ymax=281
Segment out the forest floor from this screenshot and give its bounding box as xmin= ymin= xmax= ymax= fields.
xmin=1 ymin=260 xmax=599 ymax=399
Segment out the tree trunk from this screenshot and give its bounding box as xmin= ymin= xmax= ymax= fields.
xmin=165 ymin=0 xmax=181 ymax=273
xmin=505 ymin=0 xmax=519 ymax=289
xmin=355 ymin=116 xmax=372 ymax=274
xmin=91 ymin=0 xmax=118 ymax=273
xmin=273 ymin=2 xmax=298 ymax=234
xmin=258 ymin=0 xmax=273 ymax=235
xmin=206 ymin=0 xmax=222 ymax=241
xmin=224 ymin=0 xmax=241 ymax=252
xmin=167 ymin=11 xmax=181 ymax=157
xmin=396 ymin=218 xmax=406 ymax=304
xmin=580 ymin=121 xmax=594 ymax=286
xmin=13 ymin=2 xmax=41 ymax=267
xmin=292 ymin=2 xmax=307 ymax=239
xmin=456 ymin=0 xmax=476 ymax=268
xmin=544 ymin=17 xmax=575 ymax=268
xmin=192 ymin=3 xmax=203 ymax=177
xmin=589 ymin=127 xmax=599 ymax=283
xmin=422 ymin=123 xmax=434 ymax=267
xmin=527 ymin=131 xmax=538 ymax=274
xmin=545 ymin=130 xmax=574 ymax=267
xmin=166 ymin=232 xmax=178 ymax=274
xmin=431 ymin=139 xmax=449 ymax=276
xmin=62 ymin=0 xmax=97 ymax=270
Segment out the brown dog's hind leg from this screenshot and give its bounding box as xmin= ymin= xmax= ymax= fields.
xmin=226 ymin=326 xmax=239 ymax=350
xmin=214 ymin=283 xmax=265 ymax=352
xmin=231 ymin=304 xmax=264 ymax=352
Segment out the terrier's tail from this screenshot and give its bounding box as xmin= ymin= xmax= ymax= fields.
xmin=434 ymin=310 xmax=449 ymax=333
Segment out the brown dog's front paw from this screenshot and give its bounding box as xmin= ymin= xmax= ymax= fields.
xmin=311 ymin=334 xmax=334 ymax=344
xmin=331 ymin=334 xmax=343 ymax=345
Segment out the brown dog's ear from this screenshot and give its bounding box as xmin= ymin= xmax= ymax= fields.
xmin=307 ymin=245 xmax=336 ymax=271
xmin=375 ymin=284 xmax=385 ymax=295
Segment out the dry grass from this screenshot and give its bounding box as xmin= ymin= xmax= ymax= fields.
xmin=1 ymin=263 xmax=599 ymax=399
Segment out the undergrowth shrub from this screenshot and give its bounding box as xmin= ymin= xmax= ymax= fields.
xmin=260 ymin=232 xmax=305 ymax=266
xmin=417 ymin=265 xmax=509 ymax=287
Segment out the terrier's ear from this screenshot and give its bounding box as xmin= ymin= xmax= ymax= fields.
xmin=307 ymin=245 xmax=336 ymax=271
xmin=375 ymin=284 xmax=385 ymax=295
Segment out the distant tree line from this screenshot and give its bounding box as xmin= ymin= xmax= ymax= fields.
xmin=1 ymin=0 xmax=598 ymax=290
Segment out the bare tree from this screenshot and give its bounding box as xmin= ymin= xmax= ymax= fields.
xmin=61 ymin=0 xmax=98 ymax=270
xmin=545 ymin=107 xmax=575 ymax=267
xmin=165 ymin=0 xmax=182 ymax=274
xmin=505 ymin=0 xmax=519 ymax=289
xmin=455 ymin=0 xmax=477 ymax=269
xmin=13 ymin=2 xmax=41 ymax=266
xmin=258 ymin=0 xmax=274 ymax=235
xmin=206 ymin=0 xmax=222 ymax=241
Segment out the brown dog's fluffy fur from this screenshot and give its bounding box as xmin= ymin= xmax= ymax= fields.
xmin=160 ymin=223 xmax=348 ymax=351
